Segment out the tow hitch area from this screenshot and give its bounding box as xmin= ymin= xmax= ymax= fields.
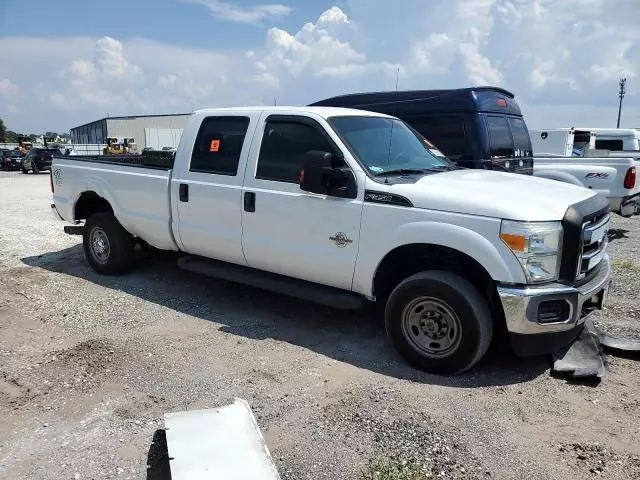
xmin=64 ymin=225 xmax=84 ymax=235
xmin=552 ymin=318 xmax=640 ymax=381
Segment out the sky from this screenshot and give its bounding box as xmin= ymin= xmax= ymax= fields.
xmin=0 ymin=0 xmax=638 ymax=133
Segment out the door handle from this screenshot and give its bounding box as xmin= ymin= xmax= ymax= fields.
xmin=179 ymin=183 xmax=189 ymax=202
xmin=244 ymin=192 xmax=255 ymax=212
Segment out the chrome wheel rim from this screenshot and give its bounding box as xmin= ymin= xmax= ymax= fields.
xmin=401 ymin=296 xmax=462 ymax=358
xmin=90 ymin=227 xmax=110 ymax=264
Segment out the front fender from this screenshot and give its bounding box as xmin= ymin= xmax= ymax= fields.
xmin=352 ymin=221 xmax=526 ymax=298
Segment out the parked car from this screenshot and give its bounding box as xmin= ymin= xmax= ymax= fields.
xmin=2 ymin=149 xmax=24 ymax=171
xmin=309 ymin=87 xmax=534 ymax=175
xmin=51 ymin=106 xmax=611 ymax=375
xmin=21 ymin=147 xmax=62 ymax=174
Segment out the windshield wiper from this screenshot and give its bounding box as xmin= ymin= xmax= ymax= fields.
xmin=374 ymin=166 xmax=452 ymax=176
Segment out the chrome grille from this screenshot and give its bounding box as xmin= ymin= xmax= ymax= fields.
xmin=576 ymin=212 xmax=610 ymax=280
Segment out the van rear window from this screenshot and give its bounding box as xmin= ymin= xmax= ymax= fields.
xmin=508 ymin=117 xmax=532 ymax=157
xmin=486 ymin=116 xmax=532 ymax=158
xmin=486 ymin=116 xmax=513 ymax=158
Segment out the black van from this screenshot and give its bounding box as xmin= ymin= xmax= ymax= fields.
xmin=310 ymin=87 xmax=534 ymax=175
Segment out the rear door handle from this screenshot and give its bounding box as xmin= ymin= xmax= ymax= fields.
xmin=179 ymin=183 xmax=189 ymax=202
xmin=244 ymin=192 xmax=255 ymax=212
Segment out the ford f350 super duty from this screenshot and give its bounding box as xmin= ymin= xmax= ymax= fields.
xmin=51 ymin=107 xmax=612 ymax=375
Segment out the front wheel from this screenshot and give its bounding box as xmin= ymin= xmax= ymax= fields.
xmin=31 ymin=163 xmax=40 ymax=174
xmin=83 ymin=213 xmax=134 ymax=275
xmin=21 ymin=164 xmax=28 ymax=174
xmin=385 ymin=271 xmax=493 ymax=375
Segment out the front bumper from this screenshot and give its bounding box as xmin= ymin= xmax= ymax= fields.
xmin=620 ymin=192 xmax=640 ymax=217
xmin=497 ymin=254 xmax=611 ymax=356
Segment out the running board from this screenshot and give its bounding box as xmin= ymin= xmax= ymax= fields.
xmin=177 ymin=256 xmax=365 ymax=310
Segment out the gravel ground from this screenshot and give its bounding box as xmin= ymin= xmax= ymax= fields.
xmin=0 ymin=171 xmax=639 ymax=480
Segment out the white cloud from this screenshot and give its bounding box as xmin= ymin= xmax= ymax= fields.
xmin=186 ymin=0 xmax=292 ymax=25
xmin=0 ymin=78 xmax=19 ymax=97
xmin=0 ymin=1 xmax=639 ymax=132
xmin=318 ymin=6 xmax=350 ymax=24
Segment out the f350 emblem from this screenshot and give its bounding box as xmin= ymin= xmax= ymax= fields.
xmin=329 ymin=232 xmax=353 ymax=247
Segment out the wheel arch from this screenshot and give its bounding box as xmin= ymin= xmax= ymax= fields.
xmin=74 ymin=190 xmax=114 ymax=221
xmin=372 ymin=243 xmax=497 ymax=305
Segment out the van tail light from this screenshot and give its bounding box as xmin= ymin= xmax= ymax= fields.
xmin=623 ymin=167 xmax=636 ymax=189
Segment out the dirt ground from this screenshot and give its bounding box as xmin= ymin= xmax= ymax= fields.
xmin=0 ymin=171 xmax=639 ymax=480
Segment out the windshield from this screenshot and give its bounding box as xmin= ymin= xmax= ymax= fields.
xmin=328 ymin=116 xmax=452 ymax=176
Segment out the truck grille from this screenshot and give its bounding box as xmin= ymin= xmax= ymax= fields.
xmin=576 ymin=212 xmax=610 ymax=280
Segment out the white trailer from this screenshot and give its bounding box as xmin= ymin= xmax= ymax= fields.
xmin=532 ymin=127 xmax=640 ymax=157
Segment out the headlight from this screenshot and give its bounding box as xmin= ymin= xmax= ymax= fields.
xmin=500 ymin=220 xmax=563 ymax=284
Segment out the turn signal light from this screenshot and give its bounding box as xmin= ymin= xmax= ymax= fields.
xmin=500 ymin=232 xmax=526 ymax=252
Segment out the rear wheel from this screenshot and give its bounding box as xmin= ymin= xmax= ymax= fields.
xmin=385 ymin=271 xmax=493 ymax=375
xmin=83 ymin=213 xmax=134 ymax=275
xmin=31 ymin=163 xmax=40 ymax=174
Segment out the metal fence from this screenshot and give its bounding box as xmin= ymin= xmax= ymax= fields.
xmin=0 ymin=143 xmax=107 ymax=155
xmin=67 ymin=144 xmax=107 ymax=155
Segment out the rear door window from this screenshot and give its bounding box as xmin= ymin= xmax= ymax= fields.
xmin=190 ymin=116 xmax=250 ymax=176
xmin=507 ymin=117 xmax=532 ymax=157
xmin=486 ymin=116 xmax=514 ymax=158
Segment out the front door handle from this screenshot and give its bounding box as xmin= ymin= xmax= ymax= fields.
xmin=179 ymin=183 xmax=189 ymax=202
xmin=244 ymin=192 xmax=255 ymax=212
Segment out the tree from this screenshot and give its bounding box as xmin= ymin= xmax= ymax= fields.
xmin=0 ymin=118 xmax=6 ymax=142
xmin=5 ymin=131 xmax=18 ymax=143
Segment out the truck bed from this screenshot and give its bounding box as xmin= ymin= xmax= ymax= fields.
xmin=533 ymin=155 xmax=640 ymax=216
xmin=52 ymin=154 xmax=179 ymax=251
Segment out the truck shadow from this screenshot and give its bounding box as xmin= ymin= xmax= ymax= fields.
xmin=21 ymin=245 xmax=548 ymax=388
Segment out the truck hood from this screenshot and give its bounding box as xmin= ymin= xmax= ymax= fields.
xmin=378 ymin=169 xmax=597 ymax=221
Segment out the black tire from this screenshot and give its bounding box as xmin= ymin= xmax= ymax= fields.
xmin=385 ymin=271 xmax=493 ymax=375
xmin=83 ymin=213 xmax=134 ymax=275
xmin=21 ymin=165 xmax=28 ymax=174
xmin=31 ymin=163 xmax=40 ymax=174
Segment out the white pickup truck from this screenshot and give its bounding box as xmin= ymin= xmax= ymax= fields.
xmin=533 ymin=154 xmax=640 ymax=217
xmin=51 ymin=106 xmax=612 ymax=375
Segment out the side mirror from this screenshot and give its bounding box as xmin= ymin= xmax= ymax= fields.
xmin=299 ymin=151 xmax=357 ymax=199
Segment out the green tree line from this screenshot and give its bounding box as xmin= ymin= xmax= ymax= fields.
xmin=0 ymin=118 xmax=70 ymax=143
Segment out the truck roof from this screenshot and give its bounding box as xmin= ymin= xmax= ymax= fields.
xmin=193 ymin=106 xmax=395 ymax=119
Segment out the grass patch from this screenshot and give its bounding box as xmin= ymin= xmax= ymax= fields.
xmin=361 ymin=456 xmax=429 ymax=480
xmin=613 ymin=259 xmax=637 ymax=270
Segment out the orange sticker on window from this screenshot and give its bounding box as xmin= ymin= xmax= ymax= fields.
xmin=209 ymin=140 xmax=220 ymax=152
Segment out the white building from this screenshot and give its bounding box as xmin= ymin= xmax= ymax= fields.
xmin=70 ymin=113 xmax=191 ymax=149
